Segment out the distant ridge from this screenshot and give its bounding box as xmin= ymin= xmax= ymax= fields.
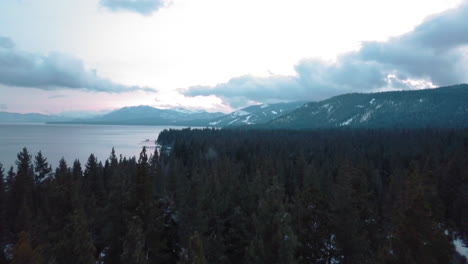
xmin=266 ymin=84 xmax=468 ymax=129
xmin=49 ymin=105 xmax=225 ymax=126
xmin=205 ymin=101 xmax=305 ymax=127
xmin=4 ymin=84 xmax=468 ymax=129
xmin=0 ymin=112 xmax=67 ymax=123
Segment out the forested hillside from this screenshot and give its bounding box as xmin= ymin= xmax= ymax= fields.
xmin=0 ymin=128 xmax=467 ymax=263
xmin=205 ymin=101 xmax=304 ymax=127
xmin=268 ymin=84 xmax=468 ymax=129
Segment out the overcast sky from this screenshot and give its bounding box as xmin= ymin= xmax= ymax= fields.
xmin=0 ymin=0 xmax=467 ymax=114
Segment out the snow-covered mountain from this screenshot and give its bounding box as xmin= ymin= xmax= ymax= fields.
xmin=56 ymin=105 xmax=225 ymax=126
xmin=206 ymin=102 xmax=305 ymax=127
xmin=169 ymin=107 xmax=206 ymax=115
xmin=268 ymin=84 xmax=468 ymax=129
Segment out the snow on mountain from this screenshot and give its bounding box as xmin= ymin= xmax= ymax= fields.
xmin=205 ymin=101 xmax=305 ymax=127
xmin=54 ymin=105 xmax=224 ymax=126
xmin=169 ymin=107 xmax=205 ymax=115
xmin=268 ymin=84 xmax=468 ymax=129
xmin=232 ymin=110 xmax=250 ymax=117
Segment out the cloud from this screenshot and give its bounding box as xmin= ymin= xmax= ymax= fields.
xmin=0 ymin=104 xmax=7 ymax=111
xmin=183 ymin=3 xmax=468 ymax=107
xmin=0 ymin=36 xmax=15 ymax=49
xmin=356 ymin=4 xmax=468 ymax=86
xmin=0 ymin=36 xmax=154 ymax=93
xmin=100 ymin=0 xmax=165 ymax=15
xmin=153 ymin=91 xmax=233 ymax=112
xmin=184 ymin=75 xmax=304 ymax=108
xmin=48 ymin=94 xmax=68 ymax=99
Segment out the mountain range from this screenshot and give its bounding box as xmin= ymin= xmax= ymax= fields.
xmin=2 ymin=84 xmax=468 ymax=128
xmin=0 ymin=112 xmax=68 ymax=124
xmin=48 ymin=106 xmax=225 ymax=126
xmin=267 ymin=84 xmax=468 ymax=129
xmin=206 ymin=101 xmax=305 ymax=127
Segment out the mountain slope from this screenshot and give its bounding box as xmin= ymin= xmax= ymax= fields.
xmin=207 ymin=101 xmax=305 ymax=127
xmin=56 ymin=105 xmax=225 ymax=126
xmin=0 ymin=112 xmax=68 ymax=123
xmin=268 ymin=84 xmax=468 ymax=129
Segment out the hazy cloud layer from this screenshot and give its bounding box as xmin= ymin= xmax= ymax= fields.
xmin=184 ymin=4 xmax=468 ymax=107
xmin=48 ymin=94 xmax=68 ymax=99
xmin=0 ymin=36 xmax=15 ymax=49
xmin=0 ymin=36 xmax=153 ymax=93
xmin=100 ymin=0 xmax=164 ymax=15
xmin=0 ymin=104 xmax=7 ymax=111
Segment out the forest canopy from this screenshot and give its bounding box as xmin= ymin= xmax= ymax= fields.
xmin=0 ymin=128 xmax=467 ymax=263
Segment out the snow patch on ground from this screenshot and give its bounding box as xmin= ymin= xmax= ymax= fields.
xmin=242 ymin=115 xmax=254 ymax=124
xmin=209 ymin=120 xmax=221 ymax=125
xmin=356 ymin=105 xmax=365 ymax=108
xmin=260 ymin=104 xmax=269 ymax=108
xmin=340 ymin=116 xmax=356 ymax=126
xmin=227 ymin=118 xmax=239 ymax=125
xmin=370 ymin=98 xmax=376 ymax=104
xmin=271 ymin=111 xmax=278 ymax=115
xmin=376 ymin=104 xmax=382 ymax=110
xmin=321 ymin=103 xmax=334 ymax=114
xmin=360 ymin=111 xmax=372 ymax=122
xmin=454 ymin=237 xmax=468 ymax=259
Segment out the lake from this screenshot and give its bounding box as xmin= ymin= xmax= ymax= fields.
xmin=0 ymin=123 xmax=181 ymax=169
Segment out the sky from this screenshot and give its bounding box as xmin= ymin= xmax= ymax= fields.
xmin=0 ymin=0 xmax=467 ymax=114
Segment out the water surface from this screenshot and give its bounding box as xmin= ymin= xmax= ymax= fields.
xmin=0 ymin=123 xmax=179 ymax=169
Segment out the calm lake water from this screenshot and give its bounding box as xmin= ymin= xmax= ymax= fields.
xmin=0 ymin=123 xmax=181 ymax=169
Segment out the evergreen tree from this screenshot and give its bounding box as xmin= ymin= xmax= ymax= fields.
xmin=9 ymin=148 xmax=34 ymax=235
xmin=331 ymin=161 xmax=372 ymax=264
xmin=31 ymin=152 xmax=52 ymax=237
xmin=83 ymin=154 xmax=106 ymax=254
xmin=54 ymin=209 xmax=95 ymax=264
xmin=222 ymin=206 xmax=250 ymax=263
xmin=0 ymin=163 xmax=7 ymax=264
xmin=6 ymin=166 xmax=15 ymax=192
xmin=246 ymin=183 xmax=298 ymax=264
xmin=102 ymin=149 xmax=126 ymax=264
xmin=150 ymin=148 xmax=163 ymax=196
xmin=11 ymin=231 xmax=42 ymax=264
xmin=190 ymin=231 xmax=207 ymax=264
xmin=121 ymin=216 xmax=147 ymax=264
xmin=134 ymin=147 xmax=170 ymax=263
xmin=134 ymin=147 xmax=154 ymax=211
xmin=33 ymin=151 xmax=51 ymax=184
xmin=390 ymin=169 xmax=454 ymax=264
xmin=293 ymin=185 xmax=334 ymax=263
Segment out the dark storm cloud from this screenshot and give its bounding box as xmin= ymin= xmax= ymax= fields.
xmin=356 ymin=4 xmax=468 ymax=85
xmin=0 ymin=36 xmax=154 ymax=93
xmin=184 ymin=75 xmax=305 ymax=108
xmin=183 ymin=3 xmax=468 ymax=107
xmin=100 ymin=0 xmax=165 ymax=15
